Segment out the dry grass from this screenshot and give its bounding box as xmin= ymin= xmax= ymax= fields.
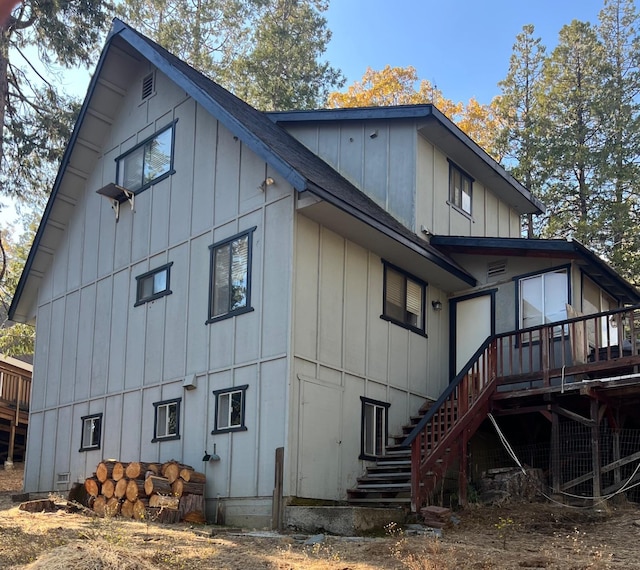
xmin=0 ymin=464 xmax=639 ymax=569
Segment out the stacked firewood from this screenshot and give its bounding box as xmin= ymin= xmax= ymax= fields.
xmin=83 ymin=459 xmax=206 ymax=523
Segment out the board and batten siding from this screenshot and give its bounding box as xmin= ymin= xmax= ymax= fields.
xmin=416 ymin=135 xmax=521 ymax=239
xmin=289 ymin=212 xmax=449 ymax=501
xmin=24 ymin=64 xmax=294 ymax=524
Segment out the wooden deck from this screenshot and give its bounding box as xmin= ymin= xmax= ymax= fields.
xmin=0 ymin=357 xmax=32 ymax=463
xmin=404 ymin=305 xmax=640 ymax=511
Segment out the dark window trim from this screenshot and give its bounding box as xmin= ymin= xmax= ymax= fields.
xmin=381 ymin=260 xmax=427 ymax=337
xmin=135 ymin=262 xmax=173 ymax=306
xmin=211 ymin=384 xmax=249 ymax=434
xmin=513 ymin=264 xmax=571 ymax=345
xmin=114 ymin=120 xmax=178 ymax=195
xmin=447 ymin=159 xmax=474 ymax=216
xmin=152 ymin=397 xmax=182 ymax=442
xmin=359 ymin=396 xmax=390 ymax=461
xmin=79 ymin=413 xmax=103 ymax=452
xmin=207 ymin=227 xmax=257 ymax=325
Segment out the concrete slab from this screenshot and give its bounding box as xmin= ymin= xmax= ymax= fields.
xmin=284 ymin=506 xmax=407 ymax=536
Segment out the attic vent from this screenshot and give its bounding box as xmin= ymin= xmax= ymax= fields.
xmin=487 ymin=260 xmax=507 ymax=280
xmin=141 ymin=73 xmax=155 ymax=100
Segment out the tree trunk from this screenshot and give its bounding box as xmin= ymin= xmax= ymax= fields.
xmin=120 ymin=499 xmax=135 ymax=519
xmin=114 ymin=477 xmax=128 ymax=499
xmin=148 ymin=494 xmax=180 ymax=509
xmin=171 ymin=479 xmax=205 ymax=497
xmin=178 ymin=493 xmax=205 ymax=523
xmin=93 ymin=495 xmax=107 ymax=516
xmin=133 ymin=498 xmax=147 ymax=520
xmin=162 ymin=461 xmax=192 ymax=483
xmin=112 ymin=462 xmax=127 ymax=481
xmin=126 ymin=461 xmax=156 ymax=480
xmin=84 ymin=477 xmax=100 ymax=498
xmin=144 ymin=475 xmax=173 ymax=496
xmin=105 ymin=497 xmax=120 ymax=517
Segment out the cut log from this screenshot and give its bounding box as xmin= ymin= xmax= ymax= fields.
xmin=84 ymin=477 xmax=100 ymax=498
xmin=133 ymin=498 xmax=147 ymax=521
xmin=93 ymin=495 xmax=107 ymax=517
xmin=120 ymin=499 xmax=135 ymax=519
xmin=114 ymin=478 xmax=128 ymax=499
xmin=68 ymin=482 xmax=91 ymax=508
xmin=179 ymin=469 xmax=206 ymax=484
xmin=96 ymin=460 xmax=117 ymax=483
xmin=162 ymin=461 xmax=193 ymax=483
xmin=19 ymin=499 xmax=56 ymax=513
xmin=101 ymin=479 xmax=115 ymax=499
xmin=105 ymin=497 xmax=120 ymax=517
xmin=148 ymin=494 xmax=180 ymax=509
xmin=171 ymin=479 xmax=205 ymax=497
xmin=144 ymin=475 xmax=173 ymax=496
xmin=126 ymin=461 xmax=156 ymax=480
xmin=147 ymin=507 xmax=181 ymax=524
xmin=182 ymin=510 xmax=206 ymax=524
xmin=126 ymin=479 xmax=146 ymax=502
xmin=178 ymin=493 xmax=205 ymax=523
xmin=112 ymin=462 xmax=127 ymax=481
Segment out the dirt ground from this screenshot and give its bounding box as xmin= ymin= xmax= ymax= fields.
xmin=1 ymin=464 xmax=639 ymax=569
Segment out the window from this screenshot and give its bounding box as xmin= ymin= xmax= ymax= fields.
xmin=135 ymin=263 xmax=172 ymax=306
xmin=116 ymin=122 xmax=175 ymax=193
xmin=382 ymin=262 xmax=426 ymax=334
xmin=360 ymin=397 xmax=390 ymax=460
xmin=449 ymin=161 xmax=473 ymax=215
xmin=208 ymin=228 xmax=256 ymax=323
xmin=517 ymin=267 xmax=569 ymax=331
xmin=79 ymin=413 xmax=102 ymax=452
xmin=152 ymin=398 xmax=181 ymax=442
xmin=212 ymin=385 xmax=248 ymax=434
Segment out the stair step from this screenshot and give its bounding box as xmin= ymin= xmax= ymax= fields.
xmin=347 ymin=497 xmax=412 ymax=504
xmin=353 ymin=483 xmax=411 ymax=490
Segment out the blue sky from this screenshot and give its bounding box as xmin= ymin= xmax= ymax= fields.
xmin=325 ymin=0 xmax=603 ymax=105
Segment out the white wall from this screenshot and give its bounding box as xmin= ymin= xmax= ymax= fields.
xmin=25 ymin=60 xmax=294 ymax=518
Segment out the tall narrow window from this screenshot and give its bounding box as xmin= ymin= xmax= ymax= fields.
xmin=449 ymin=161 xmax=473 ymax=215
xmin=208 ymin=228 xmax=256 ymax=323
xmin=382 ymin=262 xmax=426 ymax=334
xmin=360 ymin=397 xmax=390 ymax=460
xmin=212 ymin=385 xmax=248 ymax=434
xmin=152 ymin=398 xmax=181 ymax=442
xmin=116 ymin=123 xmax=175 ymax=193
xmin=135 ymin=263 xmax=172 ymax=306
xmin=517 ymin=267 xmax=569 ymax=331
xmin=79 ymin=413 xmax=102 ymax=452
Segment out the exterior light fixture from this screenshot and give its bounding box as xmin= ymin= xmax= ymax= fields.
xmin=432 ymin=300 xmax=443 ymax=311
xmin=258 ymin=177 xmax=275 ymax=191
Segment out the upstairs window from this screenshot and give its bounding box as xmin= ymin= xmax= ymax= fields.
xmin=517 ymin=267 xmax=569 ymax=331
xmin=152 ymin=398 xmax=181 ymax=442
xmin=79 ymin=413 xmax=102 ymax=452
xmin=116 ymin=122 xmax=175 ymax=193
xmin=382 ymin=262 xmax=426 ymax=335
xmin=449 ymin=161 xmax=473 ymax=215
xmin=208 ymin=228 xmax=256 ymax=323
xmin=135 ymin=263 xmax=172 ymax=306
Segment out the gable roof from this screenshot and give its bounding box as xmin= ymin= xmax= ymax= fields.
xmin=269 ymin=107 xmax=546 ymax=216
xmin=9 ymin=19 xmax=476 ymax=322
xmin=431 ymin=236 xmax=640 ymax=305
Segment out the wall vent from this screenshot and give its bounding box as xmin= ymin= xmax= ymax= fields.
xmin=56 ymin=472 xmax=70 ymax=489
xmin=141 ymin=72 xmax=155 ymax=101
xmin=487 ymin=259 xmax=507 ymax=280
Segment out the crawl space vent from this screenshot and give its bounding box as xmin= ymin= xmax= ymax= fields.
xmin=487 ymin=260 xmax=507 ymax=280
xmin=141 ymin=73 xmax=155 ymax=100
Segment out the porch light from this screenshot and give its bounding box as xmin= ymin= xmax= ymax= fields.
xmin=432 ymin=300 xmax=443 ymax=311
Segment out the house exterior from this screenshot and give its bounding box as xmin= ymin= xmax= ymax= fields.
xmin=9 ymin=20 xmax=640 ymax=526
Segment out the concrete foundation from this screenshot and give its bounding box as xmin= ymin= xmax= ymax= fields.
xmin=284 ymin=506 xmax=407 ymax=536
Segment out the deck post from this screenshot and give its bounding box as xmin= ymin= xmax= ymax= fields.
xmin=458 ymin=429 xmax=468 ymax=507
xmin=551 ymin=409 xmax=561 ymax=493
xmin=590 ymin=398 xmax=601 ymax=500
xmin=613 ymin=409 xmax=621 ymax=489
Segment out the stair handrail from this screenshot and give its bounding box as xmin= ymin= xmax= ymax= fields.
xmin=402 ymin=334 xmax=496 ymax=448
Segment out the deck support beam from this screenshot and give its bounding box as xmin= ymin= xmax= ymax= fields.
xmin=551 ymin=409 xmax=561 ymax=494
xmin=590 ymin=398 xmax=601 ymax=500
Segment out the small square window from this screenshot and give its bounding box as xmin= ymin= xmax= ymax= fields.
xmin=135 ymin=263 xmax=173 ymax=306
xmin=449 ymin=161 xmax=473 ymax=215
xmin=360 ymin=397 xmax=390 ymax=460
xmin=152 ymin=398 xmax=181 ymax=442
xmin=79 ymin=413 xmax=102 ymax=452
xmin=116 ymin=123 xmax=175 ymax=194
xmin=381 ymin=262 xmax=427 ymax=335
xmin=212 ymin=385 xmax=248 ymax=434
xmin=208 ymin=228 xmax=256 ymax=323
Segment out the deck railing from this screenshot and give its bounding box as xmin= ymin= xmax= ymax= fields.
xmin=403 ymin=304 xmax=640 ymax=511
xmin=0 ymin=369 xmax=31 ymax=411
